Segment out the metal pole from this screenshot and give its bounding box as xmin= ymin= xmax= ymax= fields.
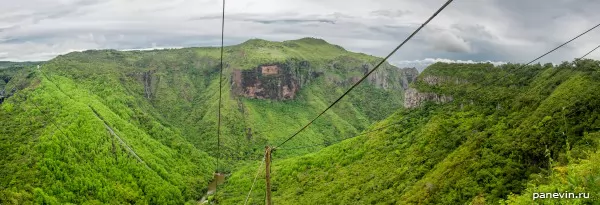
xmin=265 ymin=146 xmax=272 ymax=205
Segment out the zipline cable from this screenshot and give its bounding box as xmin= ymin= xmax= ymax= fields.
xmin=277 ymin=25 xmax=600 ymax=151
xmin=469 ymin=23 xmax=600 ymax=93
xmin=576 ymin=44 xmax=600 ymax=61
xmin=29 ymin=68 xmax=72 ymax=141
xmin=29 ymin=94 xmax=70 ymax=139
xmin=243 ymin=157 xmax=266 ymax=205
xmin=274 ymin=0 xmax=455 ymax=149
xmin=278 ymin=119 xmax=408 ymax=150
xmin=216 ymin=0 xmax=226 ymax=196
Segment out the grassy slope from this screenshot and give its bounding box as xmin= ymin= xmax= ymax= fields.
xmin=35 ymin=38 xmax=406 ymax=165
xmin=0 ymin=68 xmax=215 ymax=204
xmin=219 ymin=60 xmax=600 ymax=204
xmin=0 ymin=37 xmax=407 ymax=203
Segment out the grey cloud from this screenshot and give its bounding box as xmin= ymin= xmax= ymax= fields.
xmin=187 ymin=15 xmax=221 ymax=21
xmin=329 ymin=12 xmax=355 ymax=20
xmin=423 ymin=29 xmax=471 ymax=53
xmin=189 ymin=13 xmax=336 ymax=25
xmin=252 ymin=19 xmax=335 ymax=25
xmin=13 ymin=0 xmax=102 ymax=25
xmin=0 ymin=0 xmax=599 ymax=66
xmin=450 ymin=24 xmax=497 ymax=41
xmin=370 ymin=9 xmax=411 ymax=18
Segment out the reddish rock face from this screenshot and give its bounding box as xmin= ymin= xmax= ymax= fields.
xmin=281 ymin=81 xmax=297 ymax=99
xmin=261 ymin=65 xmax=279 ymax=75
xmin=232 ymin=64 xmax=299 ymax=100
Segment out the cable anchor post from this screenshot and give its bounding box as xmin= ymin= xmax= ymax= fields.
xmin=265 ymin=146 xmax=273 ymax=205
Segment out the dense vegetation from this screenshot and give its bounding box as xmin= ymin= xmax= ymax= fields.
xmin=4 ymin=37 xmax=598 ymax=204
xmin=0 ymin=38 xmax=411 ymax=203
xmin=219 ymin=60 xmax=600 ymax=204
xmin=0 ymin=61 xmax=44 ymax=93
xmin=0 ymin=61 xmax=43 ymax=69
xmin=1 ymin=66 xmax=215 ymax=204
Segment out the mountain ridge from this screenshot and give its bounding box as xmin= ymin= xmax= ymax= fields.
xmin=218 ymin=59 xmax=600 ymax=204
xmin=0 ymin=37 xmax=417 ymax=204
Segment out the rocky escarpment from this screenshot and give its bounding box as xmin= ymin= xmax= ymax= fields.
xmin=127 ymin=70 xmax=160 ymax=99
xmin=403 ymin=88 xmax=453 ymax=108
xmin=367 ymin=66 xmax=419 ymax=90
xmin=327 ymin=66 xmax=417 ymax=90
xmin=0 ymin=88 xmax=15 ymax=104
xmin=399 ymin=67 xmax=419 ymax=89
xmin=404 ymin=75 xmax=459 ymax=109
xmin=231 ymin=58 xmax=418 ymax=100
xmin=421 ymin=75 xmax=468 ymax=86
xmin=232 ymin=61 xmax=322 ymax=100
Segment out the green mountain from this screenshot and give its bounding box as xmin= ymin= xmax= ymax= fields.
xmin=219 ymin=60 xmax=600 ymax=204
xmin=0 ymin=38 xmax=417 ymax=204
xmin=4 ymin=37 xmax=598 ymax=205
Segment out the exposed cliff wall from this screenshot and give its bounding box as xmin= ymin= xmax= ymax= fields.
xmin=361 ymin=64 xmax=418 ymax=91
xmin=421 ymin=75 xmax=468 ymax=86
xmin=231 ymin=60 xmax=417 ymax=100
xmin=231 ymin=61 xmax=322 ymax=100
xmin=404 ymin=74 xmax=460 ymax=108
xmin=400 ymin=67 xmax=419 ymax=88
xmin=403 ymin=88 xmax=453 ymax=108
xmin=127 ymin=70 xmax=159 ymax=99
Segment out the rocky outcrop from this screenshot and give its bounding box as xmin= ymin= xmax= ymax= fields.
xmin=366 ymin=65 xmax=418 ymax=90
xmin=232 ymin=62 xmax=320 ymax=100
xmin=0 ymin=89 xmax=5 ymax=104
xmin=231 ymin=59 xmax=417 ymax=100
xmin=400 ymin=67 xmax=419 ymax=89
xmin=402 ymin=74 xmax=468 ymax=108
xmin=261 ymin=65 xmax=279 ymax=75
xmin=367 ymin=65 xmax=391 ymax=90
xmin=0 ymin=88 xmax=16 ymax=104
xmin=128 ymin=70 xmax=159 ymax=99
xmin=403 ymin=88 xmax=453 ymax=108
xmin=422 ymin=75 xmax=468 ymax=86
xmin=142 ymin=71 xmax=155 ymax=99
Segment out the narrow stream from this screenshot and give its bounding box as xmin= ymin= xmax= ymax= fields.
xmin=200 ymin=173 xmax=226 ymax=203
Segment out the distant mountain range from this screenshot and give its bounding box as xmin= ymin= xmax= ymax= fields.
xmin=0 ymin=61 xmax=44 ymax=69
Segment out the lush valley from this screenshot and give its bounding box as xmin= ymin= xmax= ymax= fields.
xmin=0 ymin=38 xmax=416 ymax=204
xmin=218 ymin=60 xmax=600 ymax=204
xmin=2 ymin=37 xmax=599 ymax=204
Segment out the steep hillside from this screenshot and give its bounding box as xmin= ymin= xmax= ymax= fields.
xmin=219 ymin=60 xmax=600 ymax=204
xmin=36 ymin=37 xmax=416 ymax=163
xmin=0 ymin=38 xmax=416 ymax=203
xmin=0 ymin=62 xmax=44 ymax=103
xmin=0 ymin=68 xmax=215 ymax=204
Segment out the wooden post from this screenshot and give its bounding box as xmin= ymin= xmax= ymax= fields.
xmin=265 ymin=146 xmax=272 ymax=205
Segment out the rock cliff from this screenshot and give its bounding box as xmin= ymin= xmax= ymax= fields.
xmin=403 ymin=88 xmax=453 ymax=108
xmin=404 ymin=74 xmax=460 ymax=108
xmin=231 ymin=59 xmax=418 ymax=100
xmin=127 ymin=70 xmax=159 ymax=99
xmin=231 ymin=60 xmax=322 ymax=100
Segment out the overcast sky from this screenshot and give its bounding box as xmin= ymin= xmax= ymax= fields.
xmin=1 ymin=0 xmax=599 ymax=71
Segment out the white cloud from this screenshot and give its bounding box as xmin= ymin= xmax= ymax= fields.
xmin=0 ymin=0 xmax=599 ymax=65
